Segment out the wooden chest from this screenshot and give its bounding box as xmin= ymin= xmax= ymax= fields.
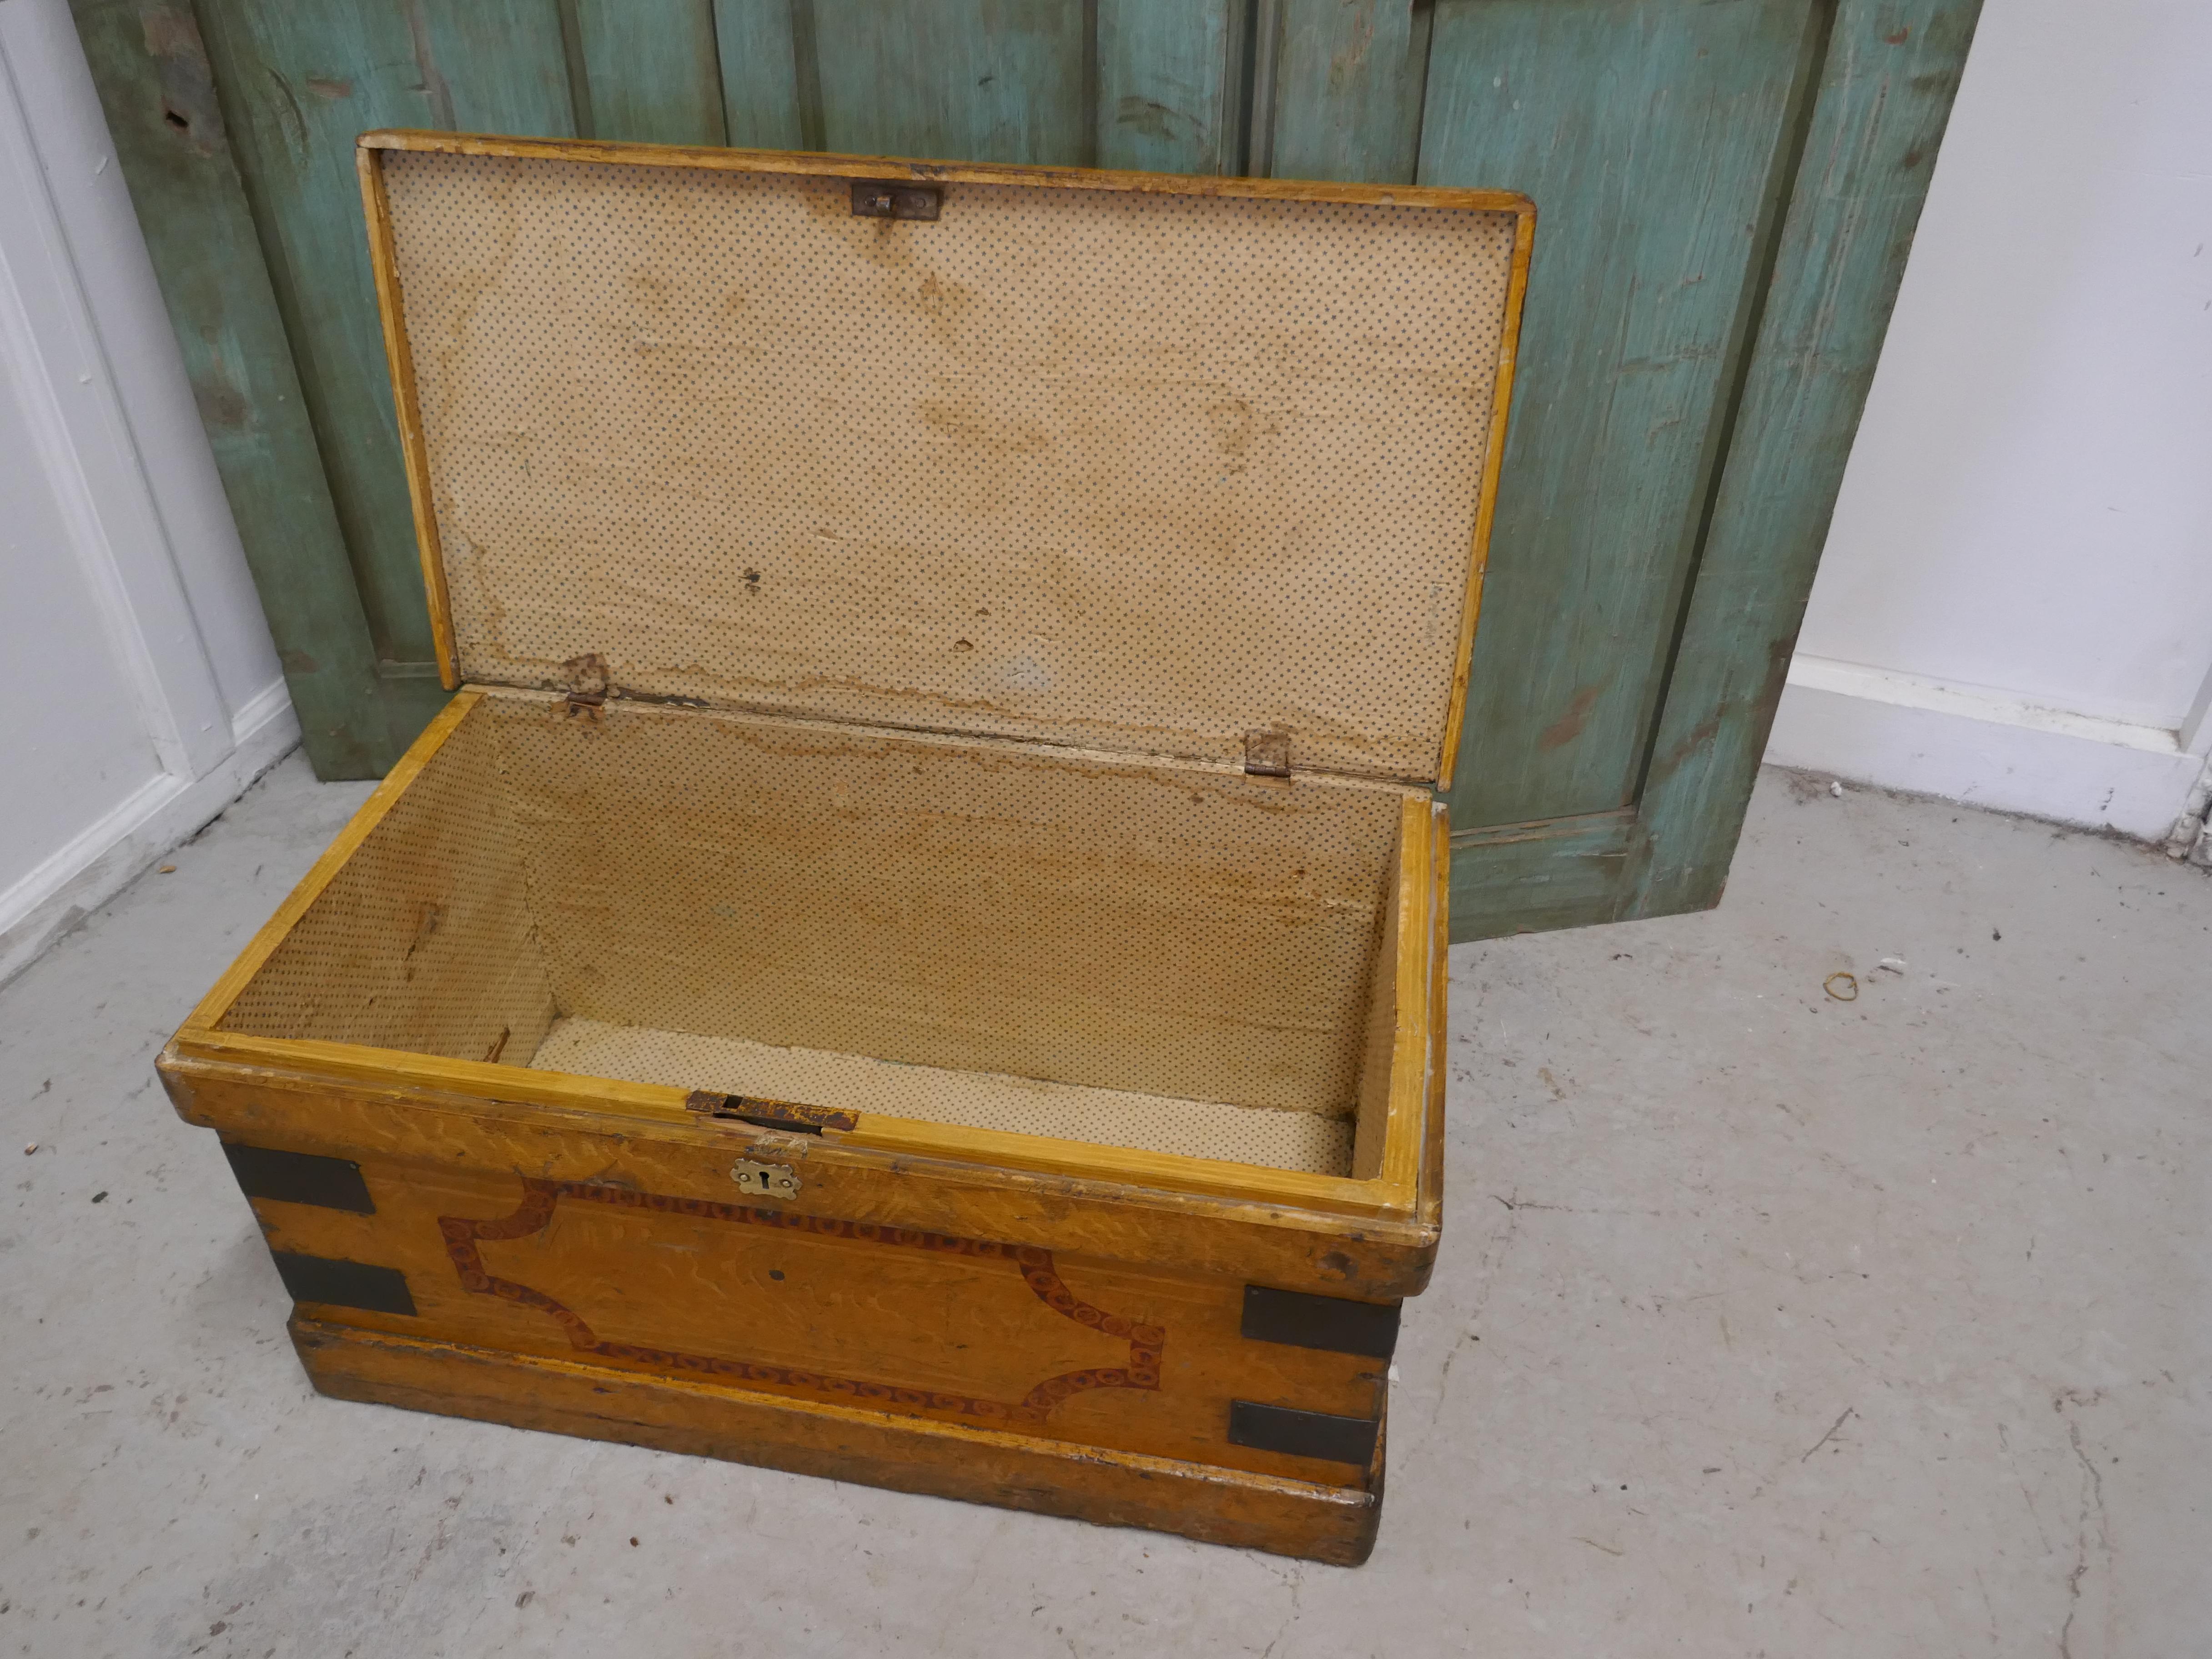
xmin=157 ymin=131 xmax=1532 ymax=1565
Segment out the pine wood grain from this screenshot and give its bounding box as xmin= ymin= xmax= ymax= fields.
xmin=1420 ymin=803 xmax=1449 ymax=1233
xmin=1352 ymin=816 xmax=1406 ymax=1182
xmin=1373 ymin=798 xmax=1433 ymax=1193
xmin=159 ymin=1054 xmax=1441 ymax=1289
xmin=1440 ymin=199 xmax=1536 ymax=790
xmin=251 ymin=1155 xmax=1385 ymax=1483
xmin=1352 ymin=799 xmax=1433 ymax=1184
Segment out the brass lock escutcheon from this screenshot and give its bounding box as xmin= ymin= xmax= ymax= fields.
xmin=731 ymin=1158 xmax=801 ymax=1201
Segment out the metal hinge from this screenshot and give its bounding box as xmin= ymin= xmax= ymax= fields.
xmin=851 ymin=180 xmax=942 ymax=221
xmin=1243 ymin=725 xmax=1291 ymax=778
xmin=561 ymin=651 xmax=610 ymax=719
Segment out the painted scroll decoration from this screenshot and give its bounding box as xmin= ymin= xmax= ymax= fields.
xmin=439 ymin=1179 xmax=1163 ymax=1425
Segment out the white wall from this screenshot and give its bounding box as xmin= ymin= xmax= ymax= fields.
xmin=0 ymin=0 xmax=296 ymax=985
xmin=1768 ymin=0 xmax=2212 ymax=840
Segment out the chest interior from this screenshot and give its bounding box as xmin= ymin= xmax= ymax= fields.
xmin=216 ymin=689 xmax=1420 ymax=1176
xmin=191 ymin=136 xmax=1526 ymax=1192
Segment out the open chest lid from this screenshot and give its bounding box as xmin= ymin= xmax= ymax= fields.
xmin=361 ymin=132 xmax=1532 ymax=786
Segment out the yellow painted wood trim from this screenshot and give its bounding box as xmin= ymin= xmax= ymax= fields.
xmin=177 ymin=690 xmax=478 ymax=1033
xmin=166 ymin=1024 xmax=1420 ymax=1219
xmin=357 ymin=143 xmax=457 ymax=689
xmin=168 ymin=1028 xmax=699 ymax=1124
xmin=1419 ymin=802 xmax=1451 ymax=1231
xmin=358 ymin=129 xmax=1533 ymax=218
xmin=1376 ymin=797 xmax=1434 ymax=1196
xmin=1438 ymin=197 xmax=1537 ymax=790
xmin=832 ymin=1115 xmax=1414 ymax=1220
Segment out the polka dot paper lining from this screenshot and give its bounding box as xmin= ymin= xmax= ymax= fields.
xmin=218 ymin=710 xmax=558 ymax=1064
xmin=217 ymin=691 xmax=1416 ymax=1172
xmin=381 ymin=150 xmax=1517 ymax=782
xmin=483 ymin=692 xmax=1406 ymax=1118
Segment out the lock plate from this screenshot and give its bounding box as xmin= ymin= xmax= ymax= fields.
xmin=850 ymin=180 xmax=943 ymax=221
xmin=730 ymin=1158 xmax=801 ymax=1201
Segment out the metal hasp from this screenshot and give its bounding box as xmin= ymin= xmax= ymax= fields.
xmin=685 ymin=1091 xmax=858 ymax=1135
xmin=851 ymin=180 xmax=942 ymax=221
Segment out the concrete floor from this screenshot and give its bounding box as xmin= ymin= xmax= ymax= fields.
xmin=2 ymin=756 xmax=2207 ymax=1658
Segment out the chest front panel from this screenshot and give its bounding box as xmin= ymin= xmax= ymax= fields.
xmin=242 ymin=1142 xmax=1389 ymax=1489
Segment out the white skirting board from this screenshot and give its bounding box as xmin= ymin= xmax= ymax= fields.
xmin=1766 ymin=656 xmax=2207 ymax=842
xmin=0 ymin=683 xmax=297 ymax=987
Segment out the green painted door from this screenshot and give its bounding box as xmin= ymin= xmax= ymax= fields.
xmin=75 ymin=0 xmax=1978 ymax=940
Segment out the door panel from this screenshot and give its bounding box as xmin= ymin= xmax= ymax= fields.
xmin=810 ymin=0 xmax=1090 ymax=164
xmin=1261 ymin=0 xmax=1977 ymax=935
xmin=195 ymin=0 xmax=577 ymax=669
xmin=1624 ymin=0 xmax=1985 ymax=921
xmin=1267 ymin=0 xmax=1430 ymax=184
xmin=1096 ymin=0 xmax=1240 ymax=174
xmin=75 ymin=0 xmax=1978 ymax=945
xmin=729 ymin=0 xmax=1237 ymax=171
xmin=573 ymin=0 xmax=727 ymax=146
xmin=712 ymin=0 xmax=807 ymax=148
xmin=70 ymin=0 xmax=429 ymax=775
xmin=195 ymin=0 xmax=448 ymax=669
xmin=1419 ymin=0 xmax=1823 ymax=829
